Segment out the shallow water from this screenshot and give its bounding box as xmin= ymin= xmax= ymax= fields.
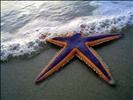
xmin=1 ymin=1 xmax=133 ymax=61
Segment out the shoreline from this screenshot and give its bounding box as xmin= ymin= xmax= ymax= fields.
xmin=1 ymin=26 xmax=133 ymax=100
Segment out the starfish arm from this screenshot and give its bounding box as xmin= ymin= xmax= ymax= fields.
xmin=77 ymin=45 xmax=115 ymax=85
xmin=47 ymin=39 xmax=66 ymax=47
xmin=35 ymin=47 xmax=75 ymax=83
xmin=47 ymin=34 xmax=77 ymax=47
xmin=85 ymin=34 xmax=123 ymax=46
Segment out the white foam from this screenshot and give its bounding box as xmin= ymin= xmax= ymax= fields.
xmin=1 ymin=1 xmax=133 ymax=61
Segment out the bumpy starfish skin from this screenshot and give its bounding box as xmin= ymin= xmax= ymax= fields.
xmin=35 ymin=33 xmax=123 ymax=85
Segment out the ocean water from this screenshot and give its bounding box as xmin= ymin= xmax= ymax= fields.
xmin=1 ymin=1 xmax=133 ymax=61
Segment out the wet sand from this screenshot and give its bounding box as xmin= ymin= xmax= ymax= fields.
xmin=1 ymin=27 xmax=133 ymax=100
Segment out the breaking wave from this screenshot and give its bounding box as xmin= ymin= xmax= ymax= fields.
xmin=1 ymin=1 xmax=133 ymax=61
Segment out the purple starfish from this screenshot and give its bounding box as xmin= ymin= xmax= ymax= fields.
xmin=36 ymin=32 xmax=123 ymax=85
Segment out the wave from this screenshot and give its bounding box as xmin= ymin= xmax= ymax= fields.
xmin=1 ymin=1 xmax=133 ymax=61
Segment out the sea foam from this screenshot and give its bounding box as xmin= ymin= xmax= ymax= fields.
xmin=1 ymin=1 xmax=133 ymax=61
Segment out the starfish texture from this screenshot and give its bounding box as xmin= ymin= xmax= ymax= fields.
xmin=36 ymin=32 xmax=123 ymax=85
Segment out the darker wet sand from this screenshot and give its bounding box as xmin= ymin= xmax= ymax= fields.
xmin=1 ymin=26 xmax=133 ymax=100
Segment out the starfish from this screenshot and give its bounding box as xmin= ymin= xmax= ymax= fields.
xmin=35 ymin=30 xmax=123 ymax=85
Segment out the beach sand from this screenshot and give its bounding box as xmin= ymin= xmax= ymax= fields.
xmin=1 ymin=26 xmax=133 ymax=100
